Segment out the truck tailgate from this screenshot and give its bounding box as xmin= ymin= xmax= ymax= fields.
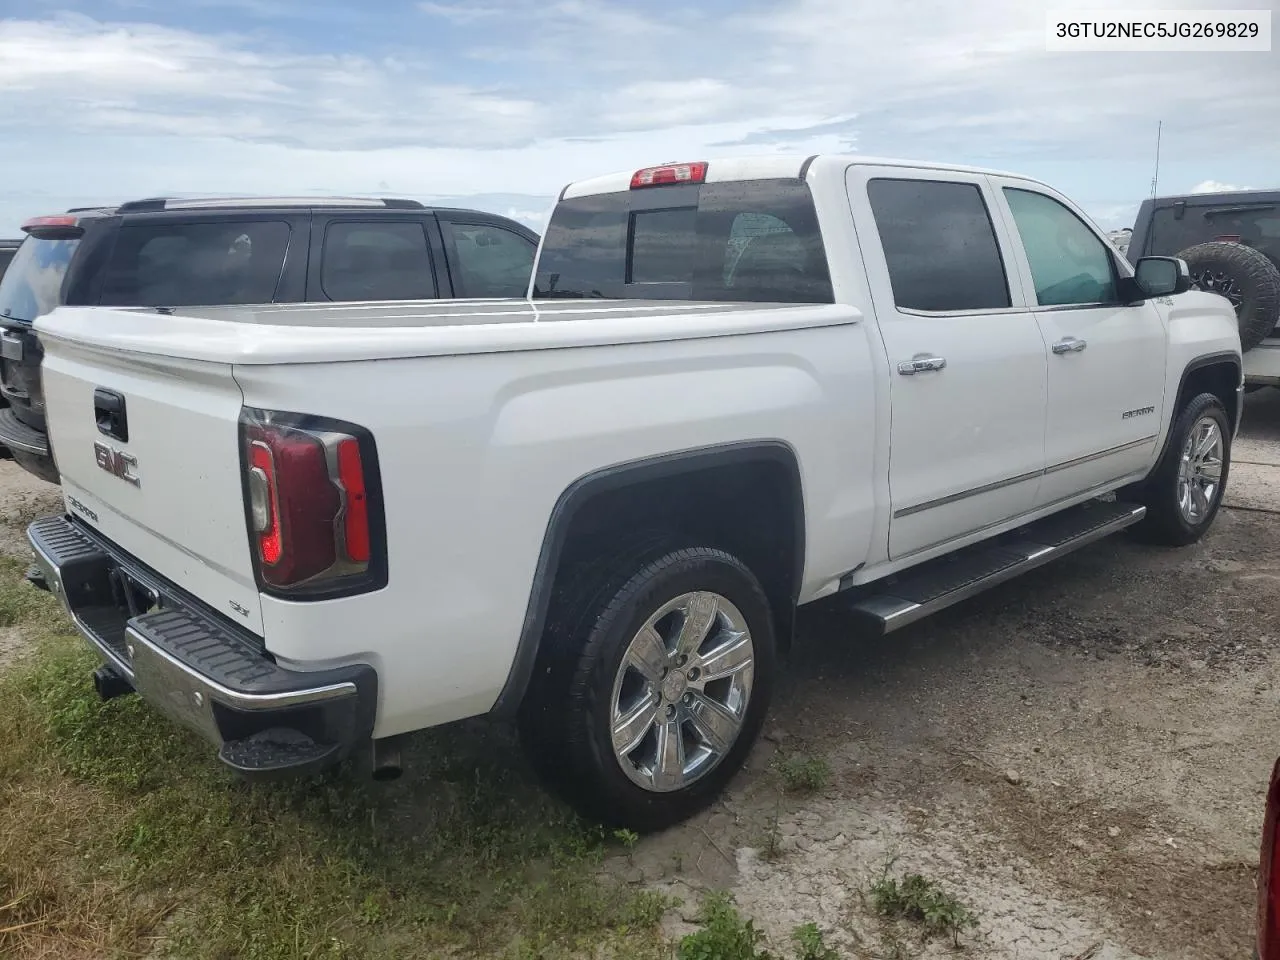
xmin=41 ymin=334 xmax=262 ymax=634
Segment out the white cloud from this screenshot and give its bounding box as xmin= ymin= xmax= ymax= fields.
xmin=0 ymin=1 xmax=1276 ymax=233
xmin=1190 ymin=180 xmax=1256 ymax=194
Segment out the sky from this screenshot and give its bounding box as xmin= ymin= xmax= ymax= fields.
xmin=0 ymin=0 xmax=1276 ymax=235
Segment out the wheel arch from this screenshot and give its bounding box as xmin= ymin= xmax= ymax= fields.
xmin=490 ymin=441 xmax=806 ymax=718
xmin=1155 ymin=351 xmax=1242 ymax=467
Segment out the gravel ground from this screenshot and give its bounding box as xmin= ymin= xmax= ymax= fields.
xmin=625 ymin=388 xmax=1280 ymax=959
xmin=3 ymin=388 xmax=1280 ymax=957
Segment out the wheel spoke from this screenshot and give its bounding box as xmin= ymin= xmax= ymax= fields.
xmin=1191 ymin=481 xmax=1210 ymax=518
xmin=626 ymin=625 xmax=668 ymax=682
xmin=652 ymin=719 xmax=686 ymax=790
xmin=696 ymin=631 xmax=753 ymax=682
xmin=675 ymin=593 xmax=719 ymax=657
xmin=612 ymin=693 xmax=660 ymax=756
xmin=687 ymin=692 xmax=740 ymax=755
xmin=1198 ymin=458 xmax=1223 ymax=481
xmin=1195 ymin=424 xmax=1220 ymax=459
xmin=1178 ymin=481 xmax=1192 ymax=517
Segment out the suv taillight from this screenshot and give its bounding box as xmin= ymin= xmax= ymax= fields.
xmin=1262 ymin=759 xmax=1280 ymax=960
xmin=239 ymin=408 xmax=385 ymax=598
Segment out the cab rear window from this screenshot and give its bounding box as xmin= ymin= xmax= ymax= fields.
xmin=533 ymin=178 xmax=833 ymax=303
xmin=0 ymin=236 xmax=80 ymax=324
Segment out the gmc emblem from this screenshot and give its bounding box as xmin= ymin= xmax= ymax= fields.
xmin=94 ymin=441 xmax=140 ymax=487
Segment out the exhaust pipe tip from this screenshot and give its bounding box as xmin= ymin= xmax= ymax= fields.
xmin=370 ymin=735 xmax=405 ymax=782
xmin=92 ymin=665 xmax=134 ymax=701
xmin=25 ymin=565 xmax=49 ymax=592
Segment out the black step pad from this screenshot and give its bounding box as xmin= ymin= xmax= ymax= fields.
xmin=1018 ymin=498 xmax=1143 ymax=550
xmin=219 ymin=728 xmax=340 ymax=775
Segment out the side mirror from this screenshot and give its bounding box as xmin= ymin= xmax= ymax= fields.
xmin=1131 ymin=256 xmax=1192 ymax=299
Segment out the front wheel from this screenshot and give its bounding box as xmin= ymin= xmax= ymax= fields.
xmin=520 ymin=545 xmax=776 ymax=832
xmin=1130 ymin=392 xmax=1231 ymax=546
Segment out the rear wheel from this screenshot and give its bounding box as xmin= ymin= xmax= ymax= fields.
xmin=520 ymin=544 xmax=776 ymax=831
xmin=1130 ymin=392 xmax=1231 ymax=546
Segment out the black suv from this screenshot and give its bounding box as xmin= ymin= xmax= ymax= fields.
xmin=0 ymin=197 xmax=540 ymax=482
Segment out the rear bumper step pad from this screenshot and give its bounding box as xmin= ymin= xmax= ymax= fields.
xmin=27 ymin=514 xmax=377 ymax=779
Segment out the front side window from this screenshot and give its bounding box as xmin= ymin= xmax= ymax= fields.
xmin=866 ymin=178 xmax=1011 ymax=312
xmin=444 ymin=222 xmax=536 ymax=297
xmin=1004 ymin=188 xmax=1118 ymax=306
xmin=321 ymin=221 xmax=436 ymax=302
xmin=100 ymin=220 xmax=290 ymax=307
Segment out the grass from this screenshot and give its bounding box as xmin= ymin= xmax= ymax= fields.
xmin=774 ymin=754 xmax=830 ymax=795
xmin=677 ymin=894 xmax=773 ymax=960
xmin=677 ymin=895 xmax=842 ymax=960
xmin=790 ymin=922 xmax=839 ymax=960
xmin=868 ymin=863 xmax=978 ymax=947
xmin=0 ymin=555 xmax=670 ymax=960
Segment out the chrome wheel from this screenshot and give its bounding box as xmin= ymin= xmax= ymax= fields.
xmin=1177 ymin=416 xmax=1224 ymax=524
xmin=609 ymin=591 xmax=755 ymax=793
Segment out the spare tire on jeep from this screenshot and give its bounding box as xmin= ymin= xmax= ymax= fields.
xmin=1176 ymin=241 xmax=1280 ymax=351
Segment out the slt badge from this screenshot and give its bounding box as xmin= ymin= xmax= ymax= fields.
xmin=94 ymin=440 xmax=140 ymax=487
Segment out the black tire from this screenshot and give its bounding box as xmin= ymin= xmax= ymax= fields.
xmin=1177 ymin=241 xmax=1280 ymax=352
xmin=519 ymin=543 xmax=776 ymax=832
xmin=1130 ymin=392 xmax=1231 ymax=546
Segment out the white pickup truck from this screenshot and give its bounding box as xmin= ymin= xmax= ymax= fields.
xmin=27 ymin=155 xmax=1242 ymax=831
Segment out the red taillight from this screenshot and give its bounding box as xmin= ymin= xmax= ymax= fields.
xmin=1216 ymin=234 xmax=1242 ymax=242
xmin=1262 ymin=759 xmax=1280 ymax=959
xmin=240 ymin=409 xmax=383 ymax=596
xmin=630 ymin=161 xmax=708 ymax=189
xmin=21 ymin=214 xmax=83 ymax=239
xmin=337 ymin=437 xmax=370 ymax=564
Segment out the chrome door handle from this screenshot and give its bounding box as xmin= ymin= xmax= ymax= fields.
xmin=897 ymin=355 xmax=947 ymax=375
xmin=1052 ymin=337 xmax=1087 ymax=354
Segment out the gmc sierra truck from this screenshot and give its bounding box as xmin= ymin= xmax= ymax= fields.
xmin=26 ymin=156 xmax=1242 ymax=831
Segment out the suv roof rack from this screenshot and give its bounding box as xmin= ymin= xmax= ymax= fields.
xmin=115 ymin=197 xmax=427 ymax=212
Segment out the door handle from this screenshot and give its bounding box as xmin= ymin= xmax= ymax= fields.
xmin=897 ymin=355 xmax=947 ymax=376
xmin=94 ymin=387 xmax=129 ymax=442
xmin=1052 ymin=337 xmax=1087 ymax=355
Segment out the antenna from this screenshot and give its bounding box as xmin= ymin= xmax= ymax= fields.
xmin=1150 ymin=120 xmax=1163 ymax=198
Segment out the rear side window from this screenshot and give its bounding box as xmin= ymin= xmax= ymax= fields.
xmin=1147 ymin=202 xmax=1280 ymax=269
xmin=443 ymin=222 xmax=536 ymax=297
xmin=322 ymin=221 xmax=437 ymax=302
xmin=0 ymin=237 xmax=80 ymax=323
xmin=867 ymin=179 xmax=1011 ymax=312
xmin=533 ymin=178 xmax=833 ymax=303
xmin=99 ymin=221 xmax=290 ymax=307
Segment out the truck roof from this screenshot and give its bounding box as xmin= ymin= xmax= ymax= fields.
xmin=561 ymin=154 xmax=1049 ymax=199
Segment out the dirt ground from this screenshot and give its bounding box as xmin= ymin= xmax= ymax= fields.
xmin=3 ymin=389 xmax=1280 ymax=958
xmin=627 ymin=388 xmax=1280 ymax=959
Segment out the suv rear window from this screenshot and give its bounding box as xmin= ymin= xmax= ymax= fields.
xmin=1146 ymin=202 xmax=1280 ymax=268
xmin=0 ymin=237 xmax=80 ymax=324
xmin=533 ymin=178 xmax=833 ymax=303
xmin=99 ymin=220 xmax=291 ymax=307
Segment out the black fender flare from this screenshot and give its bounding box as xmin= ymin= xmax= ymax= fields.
xmin=1152 ymin=351 xmax=1242 ymax=468
xmin=489 ymin=440 xmax=806 ymax=718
